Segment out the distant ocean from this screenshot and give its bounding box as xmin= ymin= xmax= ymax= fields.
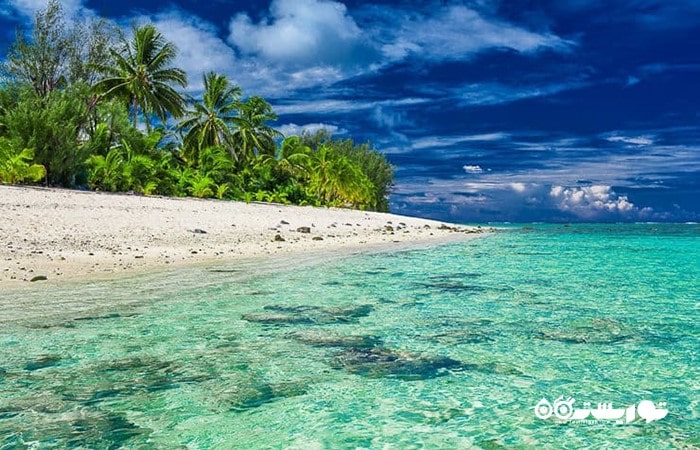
xmin=1 ymin=224 xmax=697 ymax=449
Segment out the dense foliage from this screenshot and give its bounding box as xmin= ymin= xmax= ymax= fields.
xmin=0 ymin=1 xmax=393 ymax=211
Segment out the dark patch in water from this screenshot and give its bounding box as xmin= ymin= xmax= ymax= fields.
xmin=460 ymin=362 xmax=525 ymax=377
xmin=535 ymin=318 xmax=633 ymax=344
xmin=242 ymin=291 xmax=276 ymax=296
xmin=74 ymin=312 xmax=137 ymax=322
xmin=24 ymin=355 xmax=62 ymax=371
xmin=23 ymin=321 xmax=76 ymax=330
xmin=332 ymin=347 xmax=461 ymax=380
xmin=230 ymin=382 xmax=308 ymax=412
xmin=415 ymin=281 xmax=486 ymax=293
xmin=243 ymin=304 xmax=374 ymax=325
xmin=208 ymin=269 xmax=242 ymax=273
xmin=0 ymin=408 xmax=20 ymax=420
xmin=64 ymin=357 xmax=214 ymax=406
xmin=321 ymin=281 xmax=343 ymax=286
xmin=428 ymin=273 xmax=482 ymax=281
xmin=290 ymin=331 xmax=382 ymax=349
xmin=430 ymin=329 xmax=495 ymax=344
xmin=65 ymin=412 xmax=150 ymax=449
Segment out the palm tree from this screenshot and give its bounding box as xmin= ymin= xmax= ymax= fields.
xmin=0 ymin=138 xmax=46 ymax=184
xmin=231 ymin=96 xmax=281 ymax=164
xmin=306 ymin=145 xmax=375 ymax=208
xmin=93 ymin=24 xmax=187 ymax=132
xmin=179 ymin=72 xmax=241 ymax=164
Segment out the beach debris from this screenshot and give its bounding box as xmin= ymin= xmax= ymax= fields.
xmin=29 ymin=275 xmax=48 ymax=282
xmin=190 ymin=228 xmax=207 ymax=234
xmin=296 ymin=226 xmax=311 ymax=234
xmin=384 ymin=225 xmax=394 ymax=232
xmin=242 ymin=304 xmax=374 ymax=325
xmin=312 ymin=236 xmax=324 ymax=241
xmin=280 ymin=220 xmax=290 ymax=225
xmin=274 ymin=234 xmax=285 ymax=242
xmin=332 ymin=347 xmax=461 ymax=380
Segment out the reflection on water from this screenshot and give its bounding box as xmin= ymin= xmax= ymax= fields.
xmin=0 ymin=224 xmax=698 ymax=448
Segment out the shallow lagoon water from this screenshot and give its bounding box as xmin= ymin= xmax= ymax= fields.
xmin=1 ymin=224 xmax=698 ymax=449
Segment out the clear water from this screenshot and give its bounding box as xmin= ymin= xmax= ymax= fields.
xmin=1 ymin=224 xmax=698 ymax=449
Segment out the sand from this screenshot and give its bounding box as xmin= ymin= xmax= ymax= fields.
xmin=0 ymin=185 xmax=487 ymax=286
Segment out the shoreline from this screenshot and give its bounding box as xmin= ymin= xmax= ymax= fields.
xmin=0 ymin=185 xmax=489 ymax=288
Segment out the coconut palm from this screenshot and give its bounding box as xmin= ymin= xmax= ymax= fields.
xmin=179 ymin=72 xmax=241 ymax=164
xmin=231 ymin=96 xmax=281 ymax=164
xmin=93 ymin=24 xmax=186 ymax=132
xmin=306 ymin=145 xmax=375 ymax=208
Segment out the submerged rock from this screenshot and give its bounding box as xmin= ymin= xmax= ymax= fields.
xmin=332 ymin=347 xmax=461 ymax=380
xmin=536 ymin=318 xmax=633 ymax=344
xmin=24 ymin=355 xmax=62 ymax=371
xmin=415 ymin=280 xmax=486 ymax=293
xmin=290 ymin=330 xmax=382 ymax=348
xmin=229 ymin=381 xmax=308 ymax=412
xmin=243 ymin=304 xmax=374 ymax=325
xmin=73 ymin=312 xmax=137 ymax=322
xmin=460 ymin=361 xmax=525 ymax=377
xmin=429 ymin=329 xmax=495 ymax=344
xmin=64 ymin=411 xmax=150 ymax=449
xmin=61 ymin=356 xmax=215 ymax=406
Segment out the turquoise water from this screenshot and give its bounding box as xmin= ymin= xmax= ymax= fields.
xmin=1 ymin=224 xmax=698 ymax=449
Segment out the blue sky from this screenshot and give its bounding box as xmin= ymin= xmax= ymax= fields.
xmin=1 ymin=0 xmax=699 ymax=222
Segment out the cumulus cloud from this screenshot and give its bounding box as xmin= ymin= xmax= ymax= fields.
xmin=6 ymin=0 xmax=88 ymax=19
xmin=549 ymin=185 xmax=651 ymax=218
xmin=132 ymin=11 xmax=238 ymax=92
xmin=224 ymin=1 xmax=572 ymax=95
xmin=228 ymin=0 xmax=375 ymax=68
xmin=463 ymin=165 xmax=484 ymax=174
xmin=276 ymin=122 xmax=344 ymax=137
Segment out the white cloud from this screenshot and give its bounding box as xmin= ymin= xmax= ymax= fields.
xmin=463 ymin=165 xmax=484 ymax=174
xmin=132 ymin=11 xmax=238 ymax=92
xmin=274 ymin=97 xmax=427 ymax=116
xmin=455 ymin=81 xmax=589 ymax=106
xmin=229 ymin=0 xmax=374 ymax=68
xmin=382 ymin=5 xmax=573 ymax=62
xmin=7 ymin=0 xmax=88 ymax=19
xmin=509 ymin=182 xmax=529 ymax=193
xmin=626 ymin=76 xmax=640 ymax=86
xmin=372 ymin=105 xmax=412 ymax=129
xmin=606 ymin=135 xmax=654 ymax=146
xmin=549 ymin=185 xmax=650 ymax=218
xmin=412 ymin=132 xmax=509 ymax=150
xmin=276 ymin=122 xmax=344 ymax=137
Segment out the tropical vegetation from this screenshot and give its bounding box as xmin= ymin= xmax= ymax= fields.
xmin=0 ymin=1 xmax=393 ymax=211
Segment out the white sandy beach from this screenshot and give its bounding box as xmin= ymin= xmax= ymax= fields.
xmin=0 ymin=185 xmax=485 ymax=286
